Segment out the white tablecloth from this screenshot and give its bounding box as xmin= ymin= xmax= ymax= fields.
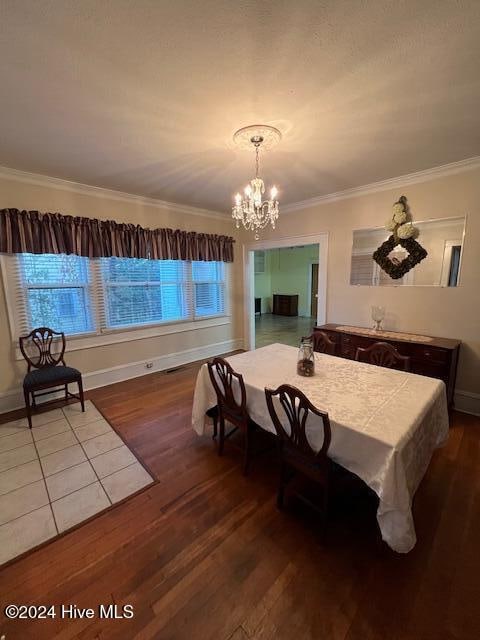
xmin=192 ymin=343 xmax=449 ymax=553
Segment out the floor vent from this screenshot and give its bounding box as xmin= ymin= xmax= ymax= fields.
xmin=164 ymin=365 xmax=185 ymax=374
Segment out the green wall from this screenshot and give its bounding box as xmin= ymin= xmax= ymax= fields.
xmin=254 ymin=244 xmax=319 ymax=316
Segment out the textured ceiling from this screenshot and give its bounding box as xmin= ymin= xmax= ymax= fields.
xmin=0 ymin=0 xmax=479 ymax=212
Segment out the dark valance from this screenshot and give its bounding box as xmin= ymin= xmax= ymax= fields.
xmin=0 ymin=208 xmax=235 ymax=262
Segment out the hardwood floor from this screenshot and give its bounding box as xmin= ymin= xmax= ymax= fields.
xmin=1 ymin=357 xmax=479 ymax=640
xmin=255 ymin=314 xmax=315 ymax=348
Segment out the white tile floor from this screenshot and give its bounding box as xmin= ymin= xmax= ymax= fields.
xmin=0 ymin=400 xmax=154 ymax=565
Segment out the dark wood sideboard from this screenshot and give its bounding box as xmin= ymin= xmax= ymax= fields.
xmin=273 ymin=294 xmax=298 ymax=316
xmin=314 ymin=324 xmax=460 ymax=408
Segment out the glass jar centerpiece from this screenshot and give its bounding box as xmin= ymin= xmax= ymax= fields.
xmin=297 ymin=337 xmax=315 ymax=377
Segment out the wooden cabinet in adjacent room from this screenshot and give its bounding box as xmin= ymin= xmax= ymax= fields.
xmin=314 ymin=323 xmax=460 ymax=408
xmin=272 ymin=294 xmax=298 ymax=316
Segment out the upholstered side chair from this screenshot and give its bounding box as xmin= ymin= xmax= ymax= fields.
xmin=19 ymin=327 xmax=85 ymax=428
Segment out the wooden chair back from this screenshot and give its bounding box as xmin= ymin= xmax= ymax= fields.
xmin=308 ymin=331 xmax=336 ymax=355
xmin=265 ymin=384 xmax=331 ymax=463
xmin=19 ymin=327 xmax=66 ymax=371
xmin=355 ymin=341 xmax=411 ymax=371
xmin=207 ymin=357 xmax=248 ymax=426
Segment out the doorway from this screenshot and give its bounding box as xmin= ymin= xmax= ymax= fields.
xmin=244 ymin=233 xmax=328 ymax=351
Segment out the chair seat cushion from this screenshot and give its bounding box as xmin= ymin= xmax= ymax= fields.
xmin=24 ymin=366 xmax=81 ymax=389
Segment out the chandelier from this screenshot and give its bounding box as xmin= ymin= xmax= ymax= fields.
xmin=232 ymin=124 xmax=281 ymax=239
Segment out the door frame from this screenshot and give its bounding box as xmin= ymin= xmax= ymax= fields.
xmin=243 ymin=233 xmax=329 ymax=351
xmin=307 ymin=260 xmax=319 ymax=318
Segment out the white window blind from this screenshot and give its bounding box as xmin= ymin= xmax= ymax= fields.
xmin=4 ymin=254 xmax=228 ymax=339
xmin=350 ymin=254 xmax=375 ymax=285
xmin=192 ymin=261 xmax=225 ymax=318
xmin=99 ymin=258 xmax=190 ymax=329
xmin=254 ymin=251 xmax=266 ymax=274
xmin=19 ymin=253 xmax=94 ymax=336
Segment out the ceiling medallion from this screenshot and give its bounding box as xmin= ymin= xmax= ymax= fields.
xmin=232 ymin=124 xmax=281 ymax=240
xmin=372 ymin=196 xmax=428 ymax=279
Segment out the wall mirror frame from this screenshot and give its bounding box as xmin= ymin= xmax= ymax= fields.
xmin=350 ymin=215 xmax=466 ymax=287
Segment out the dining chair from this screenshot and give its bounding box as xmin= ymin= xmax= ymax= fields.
xmin=307 ymin=331 xmax=337 ymax=355
xmin=265 ymin=384 xmax=332 ymax=523
xmin=355 ymin=341 xmax=411 ymax=371
xmin=19 ymin=327 xmax=85 ymax=428
xmin=207 ymin=357 xmax=260 ymax=475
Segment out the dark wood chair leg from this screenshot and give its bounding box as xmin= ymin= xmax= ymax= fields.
xmin=212 ymin=412 xmax=218 ymax=440
xmin=218 ymin=417 xmax=225 ymax=456
xmin=78 ymin=377 xmax=85 ymax=412
xmin=65 ymin=383 xmax=69 ymax=401
xmin=24 ymin=388 xmax=32 ymax=429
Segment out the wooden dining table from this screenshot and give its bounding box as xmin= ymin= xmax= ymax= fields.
xmin=191 ymin=343 xmax=449 ymax=553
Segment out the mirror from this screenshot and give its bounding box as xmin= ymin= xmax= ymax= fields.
xmin=350 ymin=216 xmax=465 ymax=286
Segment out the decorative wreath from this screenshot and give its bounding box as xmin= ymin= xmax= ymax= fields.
xmin=372 ymin=196 xmax=428 ymax=280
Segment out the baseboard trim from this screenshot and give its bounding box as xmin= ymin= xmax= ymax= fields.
xmin=0 ymin=338 xmax=244 ymax=415
xmin=454 ymin=390 xmax=480 ymax=417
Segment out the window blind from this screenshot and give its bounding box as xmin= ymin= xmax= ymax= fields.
xmin=5 ymin=254 xmax=228 ymax=339
xmin=254 ymin=251 xmax=266 ymax=274
xmin=192 ymin=261 xmax=225 ymax=317
xmin=350 ymin=254 xmax=375 ymax=285
xmin=99 ymin=257 xmax=190 ymax=329
xmin=19 ymin=253 xmax=94 ymax=336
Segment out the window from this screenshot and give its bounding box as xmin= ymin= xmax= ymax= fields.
xmin=192 ymin=261 xmax=225 ymax=317
xmin=4 ymin=253 xmax=228 ymax=339
xmin=20 ymin=253 xmax=94 ymax=335
xmin=350 ymin=254 xmax=375 ymax=285
xmin=100 ymin=258 xmax=190 ymax=329
xmin=254 ymin=251 xmax=266 ymax=274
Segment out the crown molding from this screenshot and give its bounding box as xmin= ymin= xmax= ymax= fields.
xmin=2 ymin=155 xmax=479 ymax=221
xmin=282 ymin=156 xmax=480 ymax=213
xmin=0 ymin=165 xmax=227 ymax=221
